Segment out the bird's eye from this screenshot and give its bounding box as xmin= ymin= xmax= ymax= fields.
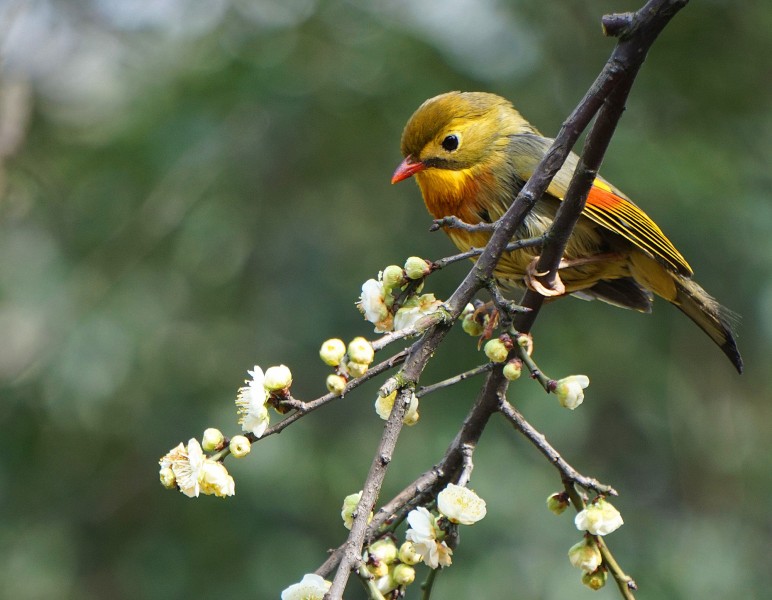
xmin=441 ymin=134 xmax=459 ymax=152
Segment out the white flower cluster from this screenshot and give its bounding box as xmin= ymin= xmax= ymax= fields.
xmin=357 ymin=258 xmax=442 ymax=334
xmin=236 ymin=364 xmax=294 ymax=438
xmin=159 ymin=438 xmax=234 ymax=498
xmin=405 ymin=483 xmax=487 ymax=570
xmin=160 ymin=363 xmax=294 ymax=499
xmin=563 ymin=498 xmax=624 ymax=591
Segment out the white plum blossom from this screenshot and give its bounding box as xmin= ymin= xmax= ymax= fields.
xmin=437 ymin=483 xmax=487 ymax=525
xmin=159 ymin=438 xmax=204 ymax=498
xmin=406 ymin=507 xmax=453 ymax=569
xmin=575 ymin=499 xmax=624 ymax=536
xmin=159 ymin=438 xmax=234 ymax=498
xmin=555 ymin=374 xmax=590 ymax=409
xmin=281 ymin=573 xmax=331 ymax=600
xmin=358 ymin=278 xmax=392 ymax=332
xmin=393 ymin=293 xmax=442 ymax=331
xmin=198 ymin=459 xmax=235 ymax=498
xmin=236 ymin=366 xmax=270 ymax=437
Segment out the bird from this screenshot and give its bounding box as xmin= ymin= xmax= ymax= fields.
xmin=391 ymin=91 xmax=742 ymax=373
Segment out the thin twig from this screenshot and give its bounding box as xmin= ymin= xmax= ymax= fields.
xmin=597 ymin=536 xmax=638 ymax=597
xmin=416 ymin=363 xmax=493 ymax=398
xmin=371 ymin=311 xmax=448 ymax=352
xmin=326 ymin=387 xmax=414 ymax=598
xmin=430 ymin=215 xmax=497 ymax=233
xmin=420 ymin=568 xmax=439 ymax=600
xmin=430 ymin=236 xmax=544 ymax=271
xmin=499 ymin=400 xmax=617 ymax=496
xmin=515 ymin=342 xmax=553 ymax=392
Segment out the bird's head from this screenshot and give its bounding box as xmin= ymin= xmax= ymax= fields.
xmin=391 ymin=91 xmax=535 ymax=184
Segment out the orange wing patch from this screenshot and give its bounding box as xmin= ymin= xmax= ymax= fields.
xmin=583 ymin=179 xmax=693 ymax=277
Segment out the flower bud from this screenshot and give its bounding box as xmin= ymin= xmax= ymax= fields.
xmin=581 ymin=568 xmax=608 ymax=590
xmin=159 ymin=466 xmax=176 ymax=489
xmin=503 ymin=359 xmax=522 ymax=381
xmin=347 ymin=337 xmax=374 ymax=365
xmin=382 ymin=265 xmax=405 ymax=291
xmin=404 ymin=256 xmax=431 ymax=280
xmin=392 ymin=563 xmax=416 ymax=586
xmin=264 ymin=364 xmax=293 ymax=392
xmin=546 ymin=492 xmax=571 ymax=515
xmin=346 ymin=360 xmax=369 ymax=378
xmin=484 ymin=338 xmax=509 ymax=363
xmin=461 ymin=306 xmax=484 ymax=337
xmin=326 ymin=374 xmax=347 ymax=395
xmin=201 ymin=428 xmax=225 ymax=452
xmin=369 ymin=538 xmax=398 ymax=565
xmin=554 ymin=374 xmax=589 ymax=410
xmin=319 ymin=338 xmax=346 ymax=366
xmin=398 ymin=541 xmax=422 ymax=565
xmin=568 ymin=538 xmax=602 ymax=573
xmin=367 ymin=560 xmax=389 ymax=578
xmin=229 ymin=435 xmax=251 ymax=458
xmin=341 ymin=491 xmax=363 ymax=530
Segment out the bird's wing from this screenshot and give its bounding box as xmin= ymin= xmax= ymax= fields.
xmin=508 ymin=133 xmax=693 ymax=277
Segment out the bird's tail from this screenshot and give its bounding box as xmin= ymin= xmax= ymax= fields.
xmin=673 ymin=277 xmax=743 ymax=373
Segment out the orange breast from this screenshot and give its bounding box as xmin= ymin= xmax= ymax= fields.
xmin=415 ymin=167 xmax=493 ymax=224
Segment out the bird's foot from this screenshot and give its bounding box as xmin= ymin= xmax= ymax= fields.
xmin=525 ymin=257 xmax=567 ymax=297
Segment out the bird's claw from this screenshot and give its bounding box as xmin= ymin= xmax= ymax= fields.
xmin=525 ymin=257 xmax=567 ymax=297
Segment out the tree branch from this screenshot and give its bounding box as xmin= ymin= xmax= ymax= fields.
xmin=499 ymin=400 xmax=617 ymax=495
xmin=514 ymin=0 xmax=689 ymax=332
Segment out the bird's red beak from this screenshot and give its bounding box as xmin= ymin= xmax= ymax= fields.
xmin=391 ymin=155 xmax=425 ymax=184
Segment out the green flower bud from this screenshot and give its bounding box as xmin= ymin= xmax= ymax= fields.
xmin=461 ymin=310 xmax=484 ymax=337
xmin=568 ymin=538 xmax=602 ymax=573
xmin=319 ymin=338 xmax=346 ymax=366
xmin=398 ymin=541 xmax=422 ymax=565
xmin=326 ymin=374 xmax=347 ymax=395
xmin=404 ymin=256 xmax=431 ymax=280
xmin=382 ymin=265 xmax=405 ymax=291
xmin=546 ymin=492 xmax=571 ymax=515
xmin=263 ymin=364 xmax=293 ymax=392
xmin=369 ymin=538 xmax=398 ymax=565
xmin=503 ymin=359 xmax=522 ymax=381
xmin=159 ymin=466 xmax=176 ymax=489
xmin=367 ymin=561 xmax=389 ymax=578
xmin=347 ymin=337 xmax=375 ymax=365
xmin=201 ymin=428 xmax=225 ymax=452
xmin=581 ymin=568 xmax=608 ymax=591
xmin=229 ymin=435 xmax=251 ymax=458
xmin=392 ymin=563 xmax=416 ymax=586
xmin=484 ymin=338 xmax=509 ymax=363
xmin=346 ymin=360 xmax=369 ymax=378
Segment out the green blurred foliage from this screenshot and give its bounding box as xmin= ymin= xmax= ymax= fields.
xmin=0 ymin=0 xmax=770 ymax=598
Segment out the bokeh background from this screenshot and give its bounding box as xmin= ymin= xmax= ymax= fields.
xmin=1 ymin=0 xmax=770 ymax=598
